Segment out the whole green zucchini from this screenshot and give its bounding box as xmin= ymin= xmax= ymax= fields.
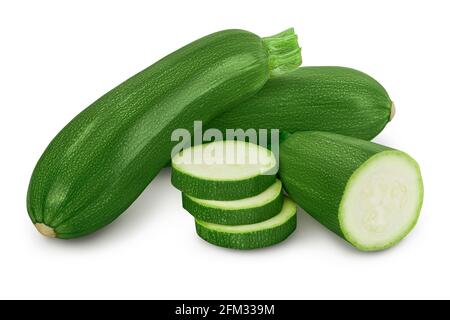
xmin=208 ymin=66 xmax=394 ymax=140
xmin=27 ymin=28 xmax=301 ymax=239
xmin=279 ymin=131 xmax=423 ymax=251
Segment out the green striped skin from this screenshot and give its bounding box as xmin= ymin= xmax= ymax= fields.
xmin=172 ymin=168 xmax=276 ymax=201
xmin=195 ymin=197 xmax=297 ymax=250
xmin=27 ymin=29 xmax=301 ymax=239
xmin=182 ymin=181 xmax=283 ymax=225
xmin=208 ymin=67 xmax=393 ymax=141
xmin=279 ymin=132 xmax=423 ymax=251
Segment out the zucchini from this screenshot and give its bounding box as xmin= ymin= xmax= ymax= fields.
xmin=182 ymin=179 xmax=283 ymax=225
xmin=279 ymin=132 xmax=424 ymax=251
xmin=208 ymin=66 xmax=393 ymax=141
xmin=172 ymin=140 xmax=278 ymax=200
xmin=195 ymin=197 xmax=297 ymax=249
xmin=27 ymin=28 xmax=301 ymax=239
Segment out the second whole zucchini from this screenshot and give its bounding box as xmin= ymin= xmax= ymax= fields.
xmin=27 ymin=28 xmax=301 ymax=239
xmin=208 ymin=66 xmax=394 ymax=141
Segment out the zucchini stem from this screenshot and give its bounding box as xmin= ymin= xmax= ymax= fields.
xmin=262 ymin=28 xmax=302 ymax=77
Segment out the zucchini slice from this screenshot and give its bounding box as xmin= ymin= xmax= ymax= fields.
xmin=280 ymin=131 xmax=424 ymax=251
xmin=183 ymin=179 xmax=283 ymax=225
xmin=195 ymin=197 xmax=297 ymax=250
xmin=172 ymin=140 xmax=277 ymax=200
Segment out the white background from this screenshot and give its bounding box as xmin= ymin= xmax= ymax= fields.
xmin=1 ymin=0 xmax=449 ymax=300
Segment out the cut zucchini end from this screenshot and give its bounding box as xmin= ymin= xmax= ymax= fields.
xmin=339 ymin=150 xmax=423 ymax=251
xmin=35 ymin=223 xmax=56 ymax=238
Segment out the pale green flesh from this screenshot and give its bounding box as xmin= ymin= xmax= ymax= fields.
xmin=197 ymin=197 xmax=297 ymax=234
xmin=172 ymin=140 xmax=277 ymax=181
xmin=188 ymin=179 xmax=282 ymax=210
xmin=339 ymin=151 xmax=424 ymax=250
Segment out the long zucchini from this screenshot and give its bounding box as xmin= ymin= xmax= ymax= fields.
xmin=279 ymin=131 xmax=423 ymax=251
xmin=208 ymin=66 xmax=393 ymax=141
xmin=27 ymin=28 xmax=301 ymax=239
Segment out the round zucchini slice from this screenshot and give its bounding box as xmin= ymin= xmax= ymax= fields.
xmin=183 ymin=179 xmax=283 ymax=225
xmin=195 ymin=197 xmax=297 ymax=250
xmin=172 ymin=140 xmax=277 ymax=200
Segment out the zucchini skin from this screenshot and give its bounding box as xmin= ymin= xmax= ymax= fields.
xmin=208 ymin=67 xmax=393 ymax=140
xmin=27 ymin=29 xmax=300 ymax=239
xmin=182 ymin=191 xmax=283 ymax=225
xmin=279 ymin=131 xmax=423 ymax=250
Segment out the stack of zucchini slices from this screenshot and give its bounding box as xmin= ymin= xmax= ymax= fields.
xmin=171 ymin=140 xmax=297 ymax=249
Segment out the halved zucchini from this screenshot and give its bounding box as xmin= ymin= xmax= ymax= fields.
xmin=280 ymin=131 xmax=424 ymax=251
